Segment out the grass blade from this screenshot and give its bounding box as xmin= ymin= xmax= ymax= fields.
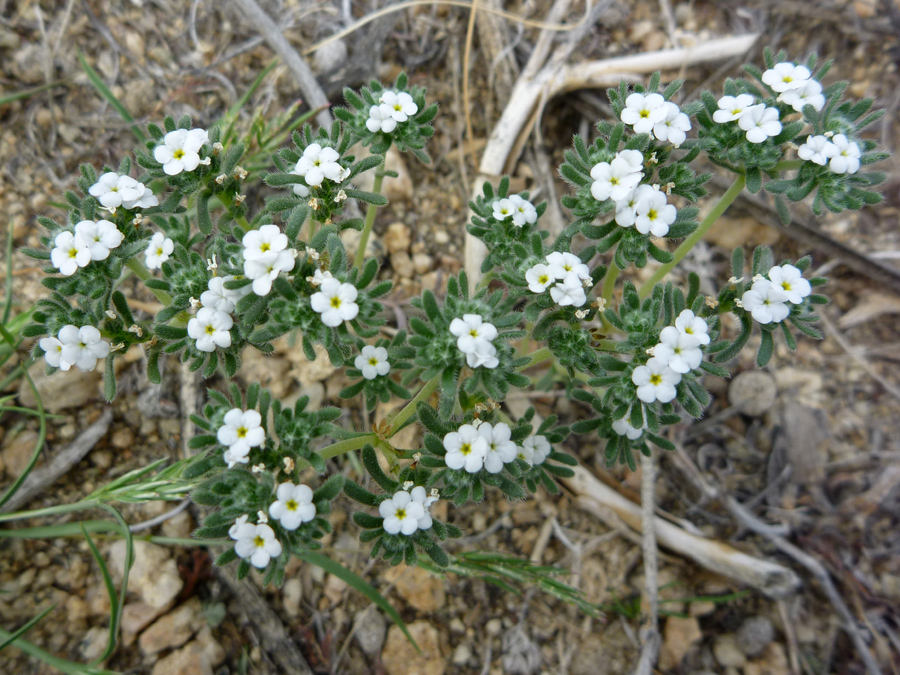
xmin=81 ymin=523 xmax=120 ymax=664
xmin=0 ymin=81 xmax=65 ymax=106
xmin=76 ymin=50 xmax=146 ymax=144
xmin=0 ymin=602 xmax=56 ymax=651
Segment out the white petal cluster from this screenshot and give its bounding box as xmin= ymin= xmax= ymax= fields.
xmin=144 ymin=232 xmax=174 ymax=270
xmin=798 ymin=134 xmax=860 ymax=174
xmin=232 ymin=520 xmax=282 ymax=568
xmin=311 ymin=278 xmax=360 ymax=327
xmin=612 ymin=418 xmax=645 ymax=440
xmin=201 ymin=276 xmax=246 ymax=314
xmin=443 ymin=423 xmax=489 ymax=473
xmin=449 ymin=314 xmax=499 ymax=369
xmin=631 ymin=356 xmax=681 ymax=403
xmin=632 ymin=310 xmax=710 ymax=403
xmin=366 ymin=90 xmax=418 ymax=133
xmin=40 ymin=325 xmax=110 ymax=372
xmin=739 ymin=264 xmax=811 ymax=325
xmin=153 ymin=128 xmax=209 ymax=176
xmin=713 ymin=96 xmax=782 ymax=143
xmin=269 ymin=482 xmax=316 ymax=530
xmin=525 ymin=252 xmax=591 ymax=308
xmin=50 ymin=231 xmax=91 ymax=276
xmin=188 ymin=307 xmax=233 ymax=353
xmin=242 ymin=225 xmax=296 ymax=297
xmin=632 ymin=185 xmax=677 ymax=237
xmin=653 ymin=101 xmax=691 ymax=147
xmin=620 ymin=92 xmax=668 ymax=134
xmin=293 ymin=143 xmax=349 ymax=188
xmin=761 ymin=62 xmax=825 ymax=112
xmin=492 ymin=194 xmax=538 ymax=227
xmin=217 ymin=408 xmax=265 ymax=467
xmin=443 ymin=422 xmax=532 ymax=473
xmin=712 ymin=94 xmax=756 ymax=123
xmin=354 ymin=345 xmax=390 ymax=380
xmin=379 ymin=488 xmax=429 ymax=535
xmin=479 ymin=422 xmax=518 ymax=473
xmin=74 ymin=220 xmax=124 ymax=262
xmin=522 ymin=434 xmax=552 ymax=465
xmin=590 ymin=149 xmax=644 ymax=202
xmin=89 ymin=172 xmax=158 ymax=212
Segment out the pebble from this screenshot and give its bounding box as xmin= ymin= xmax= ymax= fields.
xmin=18 ymin=362 xmax=102 ymax=413
xmin=485 ymin=618 xmax=503 ymax=637
xmin=108 ymin=541 xmax=183 ymax=610
xmin=384 ymin=564 xmax=446 ymax=612
xmin=1 ymin=429 xmax=39 ymax=478
xmin=160 ymin=510 xmax=193 ymax=539
xmin=354 ymin=608 xmax=387 ymax=656
xmin=412 ymin=252 xmax=434 ymax=274
xmin=282 ymin=578 xmax=302 ymax=617
xmin=79 ymin=626 xmax=109 ymax=661
xmin=139 ymin=598 xmax=203 ymax=655
xmin=384 ymin=222 xmax=412 ymax=253
xmin=728 ymin=371 xmax=777 ymax=416
xmin=452 ymin=643 xmax=472 ymax=665
xmin=111 ymin=428 xmax=135 ymax=449
xmin=382 ymin=621 xmax=445 ymax=675
xmin=390 ymin=251 xmax=415 ymax=278
xmin=659 ymin=615 xmax=702 ymax=670
xmin=736 ymin=616 xmax=775 ymax=657
xmin=434 ymin=230 xmax=450 ymax=245
xmin=713 ymin=634 xmax=747 ymax=668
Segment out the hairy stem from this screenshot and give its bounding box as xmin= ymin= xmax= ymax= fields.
xmin=601 ymin=263 xmax=620 ymax=304
xmin=125 ymin=258 xmax=172 ymax=305
xmin=353 ymin=167 xmax=386 ymax=271
xmin=638 ymin=174 xmax=745 ymax=299
xmin=386 ymin=373 xmax=441 ymax=433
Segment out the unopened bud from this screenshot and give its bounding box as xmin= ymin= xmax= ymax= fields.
xmin=402 ymin=480 xmax=414 ymax=491
xmin=308 ymin=198 xmax=319 ymax=210
xmin=234 ymin=194 xmax=246 ymax=206
xmin=257 ymin=510 xmax=268 ymax=523
xmin=333 ymin=189 xmax=347 ymax=203
xmin=213 ymin=142 xmax=225 ymax=153
xmin=283 ymin=457 xmax=295 ymax=473
xmin=189 ymin=297 xmax=201 ymax=309
xmin=105 ymin=310 xmax=117 ymax=320
xmin=215 ymin=174 xmax=227 ymax=184
xmin=234 ymin=166 xmax=248 ymax=180
xmin=127 ymin=324 xmax=143 ymax=337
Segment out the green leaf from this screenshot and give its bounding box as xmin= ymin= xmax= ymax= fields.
xmin=197 ymin=191 xmax=213 ymax=235
xmin=103 ymin=354 xmax=116 ymax=402
xmin=0 ymin=603 xmax=56 ymax=652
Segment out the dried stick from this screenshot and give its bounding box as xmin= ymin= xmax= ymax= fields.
xmin=0 ymin=407 xmax=113 ymax=514
xmin=562 ymin=464 xmax=800 ymax=597
xmin=632 ymin=452 xmax=660 ymax=675
xmin=230 ymin=0 xmax=332 ymax=128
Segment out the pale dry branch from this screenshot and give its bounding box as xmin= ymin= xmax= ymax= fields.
xmin=632 ymin=451 xmax=660 ymax=675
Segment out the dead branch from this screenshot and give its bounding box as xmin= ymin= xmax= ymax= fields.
xmin=632 ymin=452 xmax=660 ymax=675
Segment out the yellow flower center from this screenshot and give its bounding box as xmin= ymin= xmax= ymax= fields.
xmin=205 ymin=325 xmax=216 ymax=335
xmin=236 ymin=426 xmax=247 ymax=438
xmin=394 ymin=104 xmax=402 ymax=111
xmin=460 ymin=443 xmax=472 ymax=456
xmin=174 ymin=149 xmax=185 ymax=160
xmin=640 ymin=109 xmax=650 ymax=118
xmin=330 ymin=296 xmax=342 ymax=308
xmin=261 ymin=242 xmax=271 ymax=252
xmin=68 ymin=248 xmax=78 ymax=258
xmin=469 ymin=329 xmax=479 ymax=337
xmin=254 ymin=535 xmax=265 ymax=548
xmin=650 ymin=374 xmax=662 ymax=385
xmin=369 ymin=357 xmax=379 ymax=366
xmin=156 ymin=247 xmax=164 ymax=256
xmin=286 ymin=499 xmax=298 ymax=512
xmin=538 ymin=274 xmax=549 ymax=285
xmin=648 ymin=208 xmax=658 ymax=220
xmin=395 ymin=508 xmax=406 ymax=519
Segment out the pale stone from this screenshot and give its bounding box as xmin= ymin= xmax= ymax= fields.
xmin=384 ymin=564 xmax=446 ymax=612
xmin=1 ymin=430 xmax=38 ymax=478
xmin=736 ymin=616 xmax=775 ymax=657
xmin=108 ymin=540 xmax=183 ymax=610
xmin=18 ymin=360 xmax=102 ymax=412
xmin=121 ymin=602 xmax=165 ymax=646
xmin=728 ymin=371 xmax=777 ymax=416
xmin=391 ymin=251 xmax=415 ymax=278
xmin=744 ymin=642 xmax=789 ymax=675
xmin=382 ymin=621 xmax=445 ymax=675
xmin=283 ymin=578 xmax=302 ymax=618
xmin=384 ymin=222 xmax=412 ymax=253
xmin=139 ymin=598 xmax=204 ymax=655
xmin=713 ymin=634 xmax=747 ymax=668
xmin=79 ymin=626 xmax=109 ymax=661
xmin=354 ymin=608 xmax=387 ymax=656
xmin=659 ymin=615 xmax=702 ymax=670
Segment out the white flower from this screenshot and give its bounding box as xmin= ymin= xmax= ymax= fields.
xmin=188 ymin=307 xmax=233 ymax=352
xmin=449 ymin=314 xmax=498 ymax=355
xmin=508 ymin=195 xmax=537 ymax=226
xmin=674 ymin=309 xmax=710 ymax=345
xmin=478 ymin=422 xmax=518 ymax=473
xmin=409 ymin=486 xmax=437 ymax=530
xmin=217 ymin=407 xmax=265 ymax=462
xmin=220 ymin=275 xmax=254 ymax=305
xmin=223 ymin=447 xmax=250 ymax=468
xmin=829 ymin=134 xmax=861 ymax=175
xmin=525 ymin=263 xmax=554 ymax=293
xmin=291 ymin=180 xmax=310 ymax=198
xmin=740 ymin=279 xmax=790 ymax=324
xmin=614 ymin=187 xmax=642 ymax=227
xmin=549 ymin=275 xmax=587 ymax=307
xmin=443 ymin=424 xmax=488 ymax=473
xmin=632 ymin=356 xmax=681 ymax=403
xmin=379 ymin=490 xmax=426 ymax=535
xmin=546 ymin=252 xmax=590 ymax=281
xmin=294 ymin=143 xmax=348 ymax=188
xmin=200 ymin=277 xmax=235 ymax=313
xmin=654 ymin=326 xmax=703 ymax=374
xmin=798 ymin=135 xmax=837 ymax=166
xmin=310 ymin=277 xmax=360 ymax=327
xmin=153 ymin=128 xmax=208 ymax=176
xmin=121 ymin=181 xmax=158 ymax=210
xmin=516 ymin=442 xmax=534 ymax=466
xmin=738 ymin=105 xmax=782 ymax=144
xmin=634 ymin=185 xmax=676 ymax=237
xmin=355 ymin=345 xmax=390 ymax=379
xmin=234 ymin=522 xmax=282 ymax=568
xmin=612 ymin=418 xmax=644 ymax=440
xmin=779 ymin=78 xmax=825 ymax=112
xmin=242 ymin=225 xmax=289 ymax=261
xmin=309 ymin=269 xmax=333 ymax=286
xmin=229 ymin=515 xmax=249 ymax=540
xmin=712 ymin=94 xmax=756 ymax=123
xmin=617 ymin=149 xmax=645 ymax=173
xmin=269 ymin=483 xmax=316 ymax=530
xmin=144 ymin=232 xmax=174 ymax=270
xmin=89 ymin=172 xmax=142 ymax=210
xmin=57 ymin=325 xmax=110 ymax=372
xmin=653 ymin=102 xmax=691 ymax=147
xmin=523 ymin=435 xmax=552 ymax=465
xmin=379 ymin=90 xmax=418 ymax=122
xmin=244 ymin=250 xmax=295 ymax=297
xmin=620 ymin=92 xmax=668 ymax=134
xmin=74 ymin=220 xmax=123 ymax=261
xmin=366 ymin=104 xmax=398 ymax=133
xmin=493 ymin=198 xmax=515 ymax=221
xmin=50 ymin=231 xmax=91 ymax=276
xmin=39 ymin=336 xmax=66 ymax=370
xmin=767 ymin=264 xmax=811 ymax=304
xmin=590 ymin=155 xmax=643 ymax=202
xmin=466 ymin=341 xmax=500 ymax=369
xmin=761 ymin=62 xmax=812 ymax=93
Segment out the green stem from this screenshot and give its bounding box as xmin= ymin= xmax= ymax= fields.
xmin=0 ymin=499 xmax=99 ymax=524
xmin=353 ymin=167 xmax=386 ymax=271
xmin=638 ymin=174 xmax=746 ymax=299
xmin=601 ymin=263 xmax=620 ymax=304
xmin=126 ymin=258 xmax=172 ymax=305
xmin=319 ymin=433 xmax=378 ymax=461
xmin=386 ymin=374 xmax=440 ymax=432
xmin=519 ymin=346 xmax=553 ymax=369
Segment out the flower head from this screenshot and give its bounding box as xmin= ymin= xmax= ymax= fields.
xmin=798 ymin=135 xmax=837 ymax=166
xmin=244 ymin=250 xmax=295 ymax=297
xmin=523 ymin=435 xmax=552 ymax=465
xmin=634 ymin=185 xmax=676 ymax=237
xmin=269 ymin=483 xmax=316 ymax=530
xmin=74 ymin=220 xmax=123 ymax=261
xmin=294 ymin=143 xmax=348 ymax=188
xmin=632 ymin=356 xmax=681 ymax=403
xmin=590 ymin=155 xmax=644 ymax=202
xmin=549 ymin=274 xmax=587 ymax=307
xmin=740 ymin=279 xmax=790 ymax=324
xmin=50 ymin=231 xmax=91 ymax=276
xmin=355 ymin=345 xmax=390 ymax=379
xmin=465 ymin=340 xmax=500 ymax=369
xmin=525 ymin=263 xmax=554 ymax=293
xmin=40 ymin=336 xmax=66 ymax=370
xmin=674 ymin=309 xmax=710 ymax=345
xmin=217 ymin=408 xmax=265 ymax=464
xmin=493 ymin=198 xmax=515 ymax=221
xmin=234 ymin=522 xmax=282 ymax=568
xmin=379 ymin=490 xmax=425 ymax=535
xmin=229 ymin=515 xmax=249 ymax=540
xmin=89 ymin=172 xmax=157 ymax=211
xmin=761 ymin=62 xmax=812 ymax=93
xmin=767 ymin=264 xmax=811 ymax=304
xmin=200 ymin=277 xmax=236 ymax=313
xmin=508 ymin=195 xmax=538 ymax=226
xmin=654 ymin=326 xmax=703 ymax=374
xmin=410 ymin=486 xmax=438 ymax=530
xmin=449 ymin=314 xmax=498 ymax=355
xmin=310 ymin=278 xmax=360 ymax=327
xmin=620 ymin=92 xmax=667 ymax=134
xmin=829 ymin=134 xmax=861 ymax=175
xmin=242 ymin=225 xmax=289 ymax=261
xmin=712 ymin=94 xmax=756 ymax=123
xmin=653 ymin=101 xmax=691 ymax=147
xmin=478 ymin=422 xmax=518 ymax=473
xmin=379 ymin=91 xmax=418 ymax=122
xmin=153 ymin=128 xmax=208 ymax=176
xmin=144 ymin=232 xmax=174 ymax=270
xmin=546 ymin=252 xmax=590 ymax=282
xmin=738 ymin=105 xmax=782 ymax=144
xmin=366 ymin=104 xmax=398 ymax=133
xmin=612 ymin=418 xmax=644 ymax=440
xmin=54 ymin=325 xmax=110 ymax=372
xmin=188 ymin=307 xmax=233 ymax=352
xmin=443 ymin=424 xmax=489 ymax=473
xmin=779 ymin=78 xmax=825 ymax=112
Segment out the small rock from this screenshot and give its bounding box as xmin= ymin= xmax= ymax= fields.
xmin=713 ymin=634 xmax=747 ymax=668
xmin=412 ymin=253 xmax=433 ymax=274
xmin=108 ymin=541 xmax=183 ymax=610
xmin=743 ymin=642 xmax=789 ymax=675
xmin=92 ymin=449 xmax=113 ymax=469
xmin=452 ymin=643 xmax=472 ymax=665
xmin=485 ymin=618 xmax=503 ymax=636
xmin=283 ymin=578 xmax=302 ymax=618
xmin=433 ymin=230 xmax=450 ymax=245
xmin=449 ymin=617 xmax=466 ymax=633
xmin=736 ymin=616 xmax=775 ymax=658
xmin=728 ymin=371 xmax=777 ymax=416
xmin=323 ymin=574 xmax=348 ymax=605
xmin=659 ymin=615 xmax=702 ymax=670
xmin=150 ymin=642 xmax=213 ymax=675
xmin=384 ymin=564 xmax=446 ymax=612
xmin=111 ymin=428 xmax=135 ymax=449
xmin=65 ymin=594 xmax=90 ymax=624
xmin=313 ymin=38 xmax=348 ymax=73
xmin=382 ymin=621 xmax=445 ymax=675
xmin=79 ymin=626 xmax=109 ymax=661
xmin=1 ymin=430 xmax=38 ymax=478
xmin=120 ymin=603 xmax=164 ymax=646
xmin=391 ymin=251 xmax=415 ymax=278
xmin=384 ymin=222 xmax=412 ymax=253
xmin=501 ymin=625 xmax=542 ymax=675
xmin=139 ymin=598 xmax=203 ymax=655
xmin=18 ymin=362 xmax=102 ymax=413
xmin=161 ymin=510 xmax=193 ymax=539
xmin=354 ymin=608 xmax=387 ymax=656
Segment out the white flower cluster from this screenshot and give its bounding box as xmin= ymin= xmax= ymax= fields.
xmin=798 ymin=134 xmax=861 ymax=174
xmin=631 ymin=310 xmax=710 ymax=403
xmin=713 ymin=95 xmax=782 ymax=144
xmin=354 ymin=345 xmax=390 ymax=379
xmin=379 ymin=485 xmax=438 ymax=535
xmin=492 ymin=194 xmax=537 ymax=227
xmin=230 ymin=515 xmax=282 ymax=568
xmin=269 ymin=482 xmax=317 ymax=530
xmin=443 ymin=421 xmax=550 ymax=473
xmin=89 ymin=172 xmax=159 ymax=213
xmin=217 ymin=408 xmax=265 ymax=467
xmin=291 ymin=143 xmax=349 ymax=197
xmin=242 ymin=224 xmax=296 ymax=297
xmin=311 ymin=278 xmax=359 ymax=327
xmin=612 ymin=418 xmax=645 ymax=440
xmin=50 ymin=220 xmax=124 ymax=276
xmin=366 ymin=90 xmax=418 ymax=134
xmin=153 ymin=128 xmax=210 ymax=176
xmin=40 ymin=325 xmax=110 ymax=372
xmin=525 ymin=252 xmax=591 ymax=307
xmin=145 ymin=232 xmax=174 ymax=270
xmin=739 ymin=264 xmax=811 ymax=325
xmin=620 ymin=93 xmax=691 ymax=147
xmin=762 ymin=62 xmax=825 ymax=113
xmin=449 ymin=314 xmax=499 ymax=369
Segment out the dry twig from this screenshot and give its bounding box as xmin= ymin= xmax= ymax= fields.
xmin=631 ymin=452 xmax=660 ymax=675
